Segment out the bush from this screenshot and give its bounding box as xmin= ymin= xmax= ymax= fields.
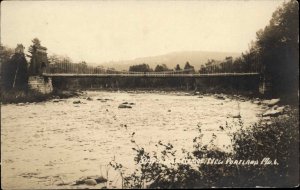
xmin=111 ymin=109 xmax=299 ymax=188
xmin=0 ymin=89 xmax=49 ymax=104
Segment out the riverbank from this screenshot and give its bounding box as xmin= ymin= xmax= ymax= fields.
xmin=0 ymin=89 xmax=82 ymax=104
xmin=2 ymin=84 xmax=297 ymax=106
xmin=111 ymin=106 xmax=299 ymax=188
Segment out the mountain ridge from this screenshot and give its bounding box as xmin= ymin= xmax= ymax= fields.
xmin=98 ymin=50 xmax=241 ymax=71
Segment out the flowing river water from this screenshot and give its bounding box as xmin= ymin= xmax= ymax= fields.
xmin=1 ymin=91 xmax=266 ymax=189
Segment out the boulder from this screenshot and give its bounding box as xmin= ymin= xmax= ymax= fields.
xmin=85 ymin=179 xmax=97 ymax=186
xmin=118 ymin=104 xmax=132 ymax=109
xmin=253 ymin=100 xmax=261 ymax=105
xmin=227 ymin=113 xmax=241 ymax=118
xmin=262 ymin=116 xmax=271 ymax=121
xmin=262 ymin=107 xmax=284 ymax=117
xmin=232 ymin=114 xmax=241 ymax=118
xmin=275 ymin=106 xmax=285 ymax=112
xmin=86 ymin=97 xmax=93 ymax=101
xmin=73 ymin=100 xmax=81 ymax=104
xmin=75 ymin=179 xmax=85 ymax=185
xmin=55 ymin=181 xmax=71 ymax=186
xmin=87 ymin=176 xmax=107 ymax=183
xmin=53 ymin=99 xmax=60 ymax=103
xmin=262 ymin=98 xmax=280 ymax=107
xmin=215 ymin=95 xmax=225 ymax=100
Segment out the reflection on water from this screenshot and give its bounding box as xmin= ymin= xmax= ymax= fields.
xmin=1 ymin=91 xmax=265 ymax=189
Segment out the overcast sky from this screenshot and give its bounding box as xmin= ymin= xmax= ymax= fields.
xmin=1 ymin=0 xmax=284 ymax=64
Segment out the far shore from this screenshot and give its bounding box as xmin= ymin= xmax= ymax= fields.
xmin=1 ymin=87 xmax=297 ymax=106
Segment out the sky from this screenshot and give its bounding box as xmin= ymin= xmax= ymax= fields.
xmin=1 ymin=0 xmax=285 ymax=64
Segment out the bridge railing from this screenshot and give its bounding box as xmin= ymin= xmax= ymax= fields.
xmin=44 ymin=63 xmax=197 ymax=75
xmin=44 ymin=63 xmax=260 ymax=77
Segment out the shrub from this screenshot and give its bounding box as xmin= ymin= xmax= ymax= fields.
xmin=111 ymin=109 xmax=299 ymax=188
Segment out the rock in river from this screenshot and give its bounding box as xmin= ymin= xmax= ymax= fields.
xmin=85 ymin=179 xmax=97 ymax=186
xmin=262 ymin=106 xmax=285 ymax=117
xmin=262 ymin=98 xmax=280 ymax=107
xmin=232 ymin=114 xmax=241 ymax=118
xmin=118 ymin=104 xmax=132 ymax=109
xmin=73 ymin=100 xmax=81 ymax=104
xmin=215 ymin=95 xmax=225 ymax=100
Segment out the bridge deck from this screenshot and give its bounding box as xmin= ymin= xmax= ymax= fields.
xmin=42 ymin=72 xmax=260 ymax=78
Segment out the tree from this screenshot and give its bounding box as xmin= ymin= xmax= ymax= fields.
xmin=28 ymin=38 xmax=48 ymax=75
xmin=129 ymin=63 xmax=153 ymax=72
xmin=154 ymin=64 xmax=170 ymax=72
xmin=0 ymin=44 xmax=14 ymax=66
xmin=1 ymin=44 xmax=28 ymax=90
xmin=175 ymin=64 xmax=181 ymax=71
xmin=184 ymin=61 xmax=195 ymax=73
xmin=255 ymin=0 xmax=299 ymax=96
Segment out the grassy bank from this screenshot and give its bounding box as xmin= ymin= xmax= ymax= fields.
xmin=110 ymin=108 xmax=299 ymax=188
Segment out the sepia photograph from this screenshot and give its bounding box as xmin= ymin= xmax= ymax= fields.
xmin=0 ymin=0 xmax=299 ymax=189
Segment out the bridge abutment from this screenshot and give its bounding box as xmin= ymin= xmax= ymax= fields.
xmin=28 ymin=76 xmax=53 ymax=94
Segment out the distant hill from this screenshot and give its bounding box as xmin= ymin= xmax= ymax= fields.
xmin=99 ymin=51 xmax=241 ymax=71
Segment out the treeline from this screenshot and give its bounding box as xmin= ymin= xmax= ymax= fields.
xmin=128 ymin=62 xmax=195 ymax=73
xmin=47 ymin=55 xmax=118 ymax=74
xmin=199 ymin=55 xmax=260 ymax=74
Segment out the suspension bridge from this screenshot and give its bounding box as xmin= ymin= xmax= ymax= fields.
xmin=42 ymin=64 xmax=261 ymax=78
xmin=28 ymin=63 xmax=267 ymax=95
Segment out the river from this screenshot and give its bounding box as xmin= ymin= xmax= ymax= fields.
xmin=1 ymin=91 xmax=266 ymax=189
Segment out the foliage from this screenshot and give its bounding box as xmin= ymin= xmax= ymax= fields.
xmin=154 ymin=64 xmax=171 ymax=72
xmin=129 ymin=63 xmax=153 ymax=72
xmin=111 ymin=108 xmax=299 ymax=188
xmin=200 ymin=0 xmax=298 ymax=97
xmin=1 ymin=45 xmax=28 ymax=91
xmin=175 ymin=64 xmax=181 ymax=71
xmin=183 ymin=61 xmax=195 ymax=73
xmin=0 ymin=44 xmax=14 ymax=65
xmin=0 ymin=88 xmax=49 ymax=104
xmin=28 ymin=38 xmax=48 ymax=75
xmin=0 ymin=88 xmax=80 ymax=104
xmin=256 ymin=0 xmax=299 ymax=96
